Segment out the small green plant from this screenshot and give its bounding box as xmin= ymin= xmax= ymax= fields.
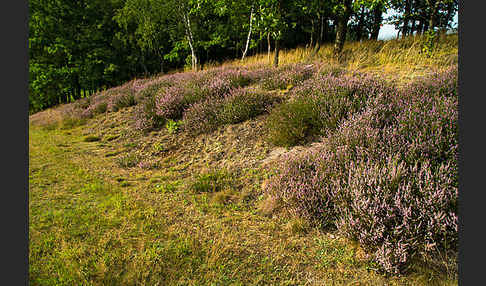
xmin=166 ymin=119 xmax=183 ymax=134
xmin=152 ymin=142 xmax=165 ymax=152
xmin=190 ymin=171 xmax=232 ymax=193
xmin=116 ymin=153 xmax=141 ymax=168
xmin=265 ymin=98 xmax=322 ymax=147
xmin=154 ymin=181 xmax=180 ymax=193
xmin=315 ymin=238 xmax=356 ymax=269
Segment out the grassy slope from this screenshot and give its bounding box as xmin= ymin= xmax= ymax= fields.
xmin=29 ymin=34 xmax=458 ymax=285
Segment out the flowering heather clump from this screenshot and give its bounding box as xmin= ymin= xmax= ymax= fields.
xmin=265 ymin=148 xmax=342 ymax=226
xmin=183 ymin=97 xmax=221 ymax=135
xmin=264 ymin=67 xmax=458 ymax=274
xmin=57 ymin=103 xmax=87 ymax=128
xmin=317 ymin=64 xmax=345 ymax=77
xmin=192 ymin=67 xmax=259 ymax=99
xmin=266 ymin=73 xmax=391 ymax=147
xmin=260 ymin=63 xmax=316 ymax=90
xmin=219 ymin=88 xmax=280 ymax=124
xmin=154 ymin=86 xmax=189 ymax=120
xmin=137 ymin=159 xmax=160 ymax=170
xmin=335 ymin=157 xmax=457 ymax=274
xmin=404 ymin=65 xmax=458 ymax=98
xmin=203 ymin=76 xmax=234 ymax=98
xmin=107 ymin=89 xmax=136 ymax=112
xmin=73 ymin=97 xmax=91 ymax=110
xmin=290 ymin=72 xmax=392 ymax=101
xmin=183 ymin=88 xmax=279 ymax=135
xmin=134 ymin=72 xmax=198 ymax=103
xmin=133 ymin=97 xmax=164 ymax=132
xmin=78 ymin=94 xmax=109 ymax=119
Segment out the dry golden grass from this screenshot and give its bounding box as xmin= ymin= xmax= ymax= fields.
xmin=29 ymin=33 xmax=458 ymax=285
xmin=222 ymin=33 xmax=457 ymax=84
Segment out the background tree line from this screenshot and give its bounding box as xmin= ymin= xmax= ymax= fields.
xmin=29 ymin=0 xmax=458 ymax=113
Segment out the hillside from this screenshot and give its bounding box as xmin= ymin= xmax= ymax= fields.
xmin=29 ymin=34 xmax=458 ymax=285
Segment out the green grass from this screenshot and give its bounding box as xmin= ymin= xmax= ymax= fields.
xmin=29 ymin=34 xmax=458 ymax=285
xmin=29 ymin=124 xmax=457 ymax=285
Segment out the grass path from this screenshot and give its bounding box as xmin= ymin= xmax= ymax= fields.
xmin=29 ymin=123 xmax=456 ymax=285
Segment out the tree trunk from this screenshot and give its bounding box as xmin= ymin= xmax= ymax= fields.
xmin=333 ymin=0 xmax=352 ymax=56
xmin=311 ymin=14 xmax=324 ymax=57
xmin=411 ymin=19 xmax=416 ymax=35
xmin=423 ymin=20 xmax=429 ymax=33
xmin=370 ymin=4 xmax=383 ymax=40
xmin=356 ymin=6 xmax=365 ymax=41
xmin=259 ymin=31 xmax=262 ymax=55
xmin=403 ymin=0 xmax=411 ymax=37
xmin=242 ymin=5 xmax=254 ymax=60
xmin=267 ymin=32 xmax=271 ymax=63
xmin=321 ymin=16 xmax=327 ymax=43
xmin=417 ymin=18 xmax=424 ymax=35
xmin=182 ymin=12 xmax=197 ymax=71
xmin=428 ymin=0 xmax=439 ymax=31
xmin=442 ymin=1 xmax=454 ymax=32
xmin=273 ymin=37 xmax=279 ymax=68
xmin=309 ymin=18 xmax=315 ymax=48
xmin=334 ymin=18 xmax=347 ymax=56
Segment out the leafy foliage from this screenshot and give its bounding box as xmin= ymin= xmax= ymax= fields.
xmin=29 ymin=0 xmax=457 ymax=113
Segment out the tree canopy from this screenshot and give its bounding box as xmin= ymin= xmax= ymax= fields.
xmin=29 ymin=0 xmax=458 ymax=113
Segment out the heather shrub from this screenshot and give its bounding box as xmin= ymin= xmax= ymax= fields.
xmin=260 ymin=63 xmax=316 ymax=90
xmin=210 ymin=67 xmax=257 ymax=87
xmin=407 ymin=65 xmax=458 ymax=98
xmin=73 ymin=97 xmax=91 ymax=109
xmin=93 ymin=102 xmax=108 ymax=114
xmin=198 ymin=75 xmax=235 ymax=98
xmin=335 ymin=157 xmax=457 ymax=274
xmin=76 ymin=94 xmax=109 ymax=119
xmin=266 ymin=73 xmax=390 ymax=147
xmin=58 ymin=105 xmax=87 ymax=129
xmin=60 ymin=116 xmax=86 ymax=129
xmin=264 ymin=148 xmax=342 ymax=226
xmin=317 ymin=64 xmax=345 ymax=77
xmin=134 ymin=78 xmax=173 ymax=103
xmin=264 ymin=67 xmax=458 ymax=274
xmin=154 ymin=86 xmax=190 ymax=120
xmin=183 ymin=67 xmax=258 ymax=99
xmin=218 ymin=88 xmax=279 ymax=124
xmin=265 ymin=97 xmax=322 ymax=147
xmin=182 ymin=97 xmax=221 ymax=135
xmin=107 ymin=90 xmax=136 ymax=112
xmin=133 ymin=96 xmax=165 ymax=132
xmin=183 ymin=88 xmax=278 ymax=135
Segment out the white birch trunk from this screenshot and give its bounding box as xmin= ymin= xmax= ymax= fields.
xmin=183 ymin=12 xmax=198 ymax=71
xmin=241 ymin=5 xmax=254 ymax=60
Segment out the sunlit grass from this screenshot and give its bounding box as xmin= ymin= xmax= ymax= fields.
xmin=29 ymin=33 xmax=458 ymax=285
